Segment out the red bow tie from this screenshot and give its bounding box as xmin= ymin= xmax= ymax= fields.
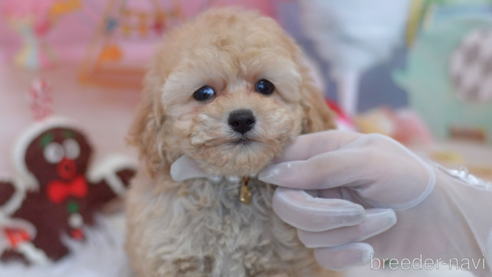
xmin=47 ymin=176 xmax=88 ymax=204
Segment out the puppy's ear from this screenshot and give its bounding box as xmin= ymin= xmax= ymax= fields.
xmin=298 ymin=66 xmax=337 ymax=133
xmin=127 ymin=71 xmax=168 ymax=177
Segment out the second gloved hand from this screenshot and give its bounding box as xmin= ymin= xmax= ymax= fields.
xmin=259 ymin=130 xmax=492 ymax=275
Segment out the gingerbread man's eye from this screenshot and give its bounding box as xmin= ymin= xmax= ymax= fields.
xmin=63 ymin=139 xmax=80 ymax=159
xmin=44 ymin=142 xmax=64 ymax=164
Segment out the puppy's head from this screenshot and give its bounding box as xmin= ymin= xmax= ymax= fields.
xmin=129 ymin=8 xmax=335 ymax=177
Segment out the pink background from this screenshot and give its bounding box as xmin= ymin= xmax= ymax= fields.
xmin=0 ymin=0 xmax=283 ymax=64
xmin=0 ymin=0 xmax=287 ymax=176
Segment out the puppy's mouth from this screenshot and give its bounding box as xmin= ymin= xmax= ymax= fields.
xmin=232 ymin=137 xmax=251 ymax=145
xmin=229 ymin=135 xmax=258 ymax=146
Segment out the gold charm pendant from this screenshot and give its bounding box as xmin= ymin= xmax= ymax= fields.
xmin=239 ymin=176 xmax=252 ymax=205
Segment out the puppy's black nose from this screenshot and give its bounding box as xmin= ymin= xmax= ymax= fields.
xmin=228 ymin=109 xmax=255 ymax=134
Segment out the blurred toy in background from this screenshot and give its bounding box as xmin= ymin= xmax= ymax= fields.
xmin=1 ymin=0 xmax=81 ymax=71
xmin=0 ymin=79 xmax=136 ymax=264
xmin=354 ymin=107 xmax=433 ymax=145
xmin=297 ymin=0 xmax=411 ymax=115
xmin=79 ymin=0 xmax=184 ymax=89
xmin=406 ymin=0 xmax=492 ymax=46
xmin=394 ymin=0 xmax=492 ymax=144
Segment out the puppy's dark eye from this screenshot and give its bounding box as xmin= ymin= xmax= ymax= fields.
xmin=255 ymin=79 xmax=275 ymax=95
xmin=193 ymin=86 xmax=215 ymax=101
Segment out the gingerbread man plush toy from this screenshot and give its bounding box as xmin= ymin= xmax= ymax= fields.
xmin=0 ymin=80 xmax=135 ymax=265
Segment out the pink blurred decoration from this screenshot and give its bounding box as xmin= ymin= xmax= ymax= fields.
xmin=177 ymin=0 xmax=291 ymax=19
xmin=393 ymin=109 xmax=433 ymax=145
xmin=2 ymin=0 xmax=56 ymax=34
xmin=354 ymin=107 xmax=433 ymax=145
xmin=34 ymin=20 xmax=53 ymax=37
xmin=28 ymin=79 xmax=53 ymax=121
xmin=1 ymin=0 xmax=67 ymax=70
xmin=326 ymin=99 xmax=356 ymax=131
xmin=211 ymin=0 xmax=277 ymax=17
xmin=218 ymin=0 xmax=295 ymax=18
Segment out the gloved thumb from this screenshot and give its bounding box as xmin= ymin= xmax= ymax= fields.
xmin=170 ymin=156 xmax=209 ymax=181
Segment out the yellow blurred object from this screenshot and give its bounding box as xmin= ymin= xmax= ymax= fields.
xmin=50 ymin=0 xmax=82 ymax=18
xmin=406 ymin=0 xmax=425 ymax=47
xmin=122 ymin=24 xmax=132 ymax=36
xmin=406 ymin=0 xmax=437 ymax=47
xmin=467 ymin=165 xmax=492 ymax=179
xmin=138 ymin=13 xmax=149 ymax=37
xmin=430 ymin=150 xmax=465 ymax=163
xmin=98 ymin=44 xmax=122 ymax=62
xmin=122 ymin=10 xmax=132 ymax=36
xmin=354 ymin=109 xmax=395 ymax=136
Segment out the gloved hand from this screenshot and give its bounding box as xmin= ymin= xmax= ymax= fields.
xmin=170 ymin=130 xmax=492 ymax=275
xmin=259 ymin=130 xmax=492 ymax=275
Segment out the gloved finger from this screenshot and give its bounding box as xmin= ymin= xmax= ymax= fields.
xmin=260 ymin=150 xmax=368 ymax=190
xmin=170 ymin=156 xmax=209 ymax=181
xmin=297 ymin=208 xmax=396 ymax=248
xmin=274 ymin=130 xmax=362 ymax=163
xmin=313 ymin=243 xmax=374 ymax=271
xmin=272 ymin=188 xmax=365 ymax=232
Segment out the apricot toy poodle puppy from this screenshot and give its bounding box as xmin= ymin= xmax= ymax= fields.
xmin=126 ymin=8 xmax=339 ymax=277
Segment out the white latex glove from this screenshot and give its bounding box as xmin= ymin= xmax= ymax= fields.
xmin=258 ymin=130 xmax=492 ymax=275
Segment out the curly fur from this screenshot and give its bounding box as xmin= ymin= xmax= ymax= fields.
xmin=126 ymin=8 xmax=338 ymax=277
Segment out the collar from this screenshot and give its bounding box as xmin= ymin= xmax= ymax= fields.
xmin=206 ymin=174 xmax=258 ymax=205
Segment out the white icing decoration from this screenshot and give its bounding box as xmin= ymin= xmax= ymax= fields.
xmin=69 ymin=214 xmax=83 ymax=228
xmin=44 ymin=142 xmax=64 ymax=164
xmin=0 ymin=175 xmax=27 ymax=216
xmin=0 ymin=218 xmax=37 ymax=256
xmin=87 ymin=154 xmax=137 ymax=196
xmin=17 ymin=242 xmax=51 ymax=265
xmin=63 ymin=139 xmax=80 ymax=160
